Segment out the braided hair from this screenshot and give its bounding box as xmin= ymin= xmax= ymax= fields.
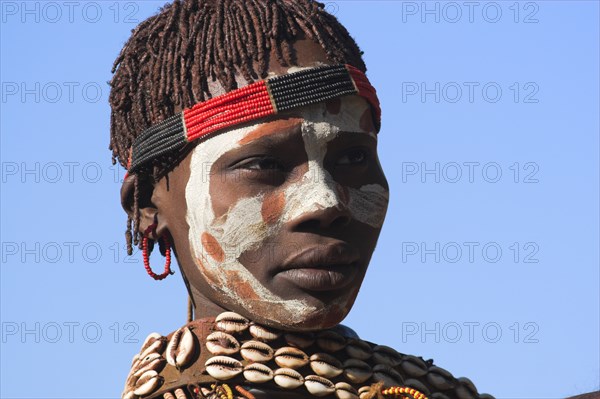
xmin=108 ymin=0 xmax=367 ymax=254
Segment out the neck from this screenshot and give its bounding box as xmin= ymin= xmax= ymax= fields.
xmin=188 ymin=283 xmax=230 ymax=320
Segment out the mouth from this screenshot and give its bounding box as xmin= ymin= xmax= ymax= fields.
xmin=275 ymin=242 xmax=361 ymax=292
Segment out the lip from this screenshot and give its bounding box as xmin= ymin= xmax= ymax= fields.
xmin=276 ymin=242 xmax=361 ymax=292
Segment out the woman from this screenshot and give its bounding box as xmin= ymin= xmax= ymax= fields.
xmin=109 ymin=1 xmax=494 ymax=398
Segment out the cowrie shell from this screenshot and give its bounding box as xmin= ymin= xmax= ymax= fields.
xmin=129 ymin=334 xmax=163 ymax=375
xmin=206 ymin=331 xmax=240 ymax=355
xmin=249 ymin=322 xmax=281 ymax=341
xmin=343 ymin=359 xmax=372 ymax=384
xmin=133 ymin=355 xmax=166 ymax=378
xmin=399 ymin=355 xmax=428 ymax=377
xmin=458 ymin=376 xmax=478 ymax=395
xmin=273 ymin=368 xmax=304 ymax=389
xmin=139 ymin=332 xmax=162 ymax=353
xmin=316 ymin=330 xmax=346 ymax=352
xmin=139 ymin=337 xmax=166 ymax=360
xmin=128 ymin=352 xmax=163 ymax=385
xmin=373 ymin=364 xmax=404 ymax=387
xmin=166 ymin=326 xmax=196 ymax=369
xmin=121 ymin=390 xmax=136 ymax=399
xmin=426 ymin=366 xmax=454 ymax=390
xmin=284 ymin=332 xmax=315 ymax=348
xmin=358 ymin=386 xmax=372 ymax=399
xmin=404 ymin=378 xmax=430 ymax=395
xmin=372 ymin=345 xmax=402 ymax=366
xmin=240 ymin=340 xmax=274 ymax=362
xmin=404 ymin=355 xmax=427 ymax=367
xmin=126 ymin=353 xmax=161 ymax=387
xmin=335 ymin=382 xmax=359 ymax=399
xmin=130 ymin=353 xmax=140 ymax=367
xmin=137 ymin=352 xmax=161 ymax=367
xmin=345 ymin=339 xmax=372 ymax=360
xmin=215 ymin=311 xmax=249 ymax=333
xmin=274 ymin=346 xmax=309 ymax=369
xmin=243 ymin=362 xmax=273 ymax=383
xmin=133 ymin=370 xmax=162 ymax=396
xmin=174 ymin=388 xmax=188 ymax=399
xmin=429 ymin=365 xmax=453 ymax=378
xmin=304 ymin=375 xmax=335 ymax=397
xmin=455 ymin=385 xmax=476 ymax=399
xmin=309 ymin=352 xmax=343 ymax=378
xmin=205 ymin=355 xmax=243 ymax=380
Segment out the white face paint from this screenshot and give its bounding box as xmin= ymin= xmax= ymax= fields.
xmin=185 ymin=95 xmax=389 ymax=326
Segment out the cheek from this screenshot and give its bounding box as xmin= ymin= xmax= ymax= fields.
xmin=261 ymin=191 xmax=286 ymax=225
xmin=335 ymin=182 xmax=350 ymax=206
xmin=208 ymin=165 xmax=242 ymax=222
xmin=193 ymin=255 xmax=219 ymax=286
xmin=223 ymin=270 xmax=261 ymax=301
xmin=346 ymin=184 xmax=390 ymax=229
xmin=201 ymin=231 xmax=225 ymax=262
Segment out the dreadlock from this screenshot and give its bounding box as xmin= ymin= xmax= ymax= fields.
xmin=108 ymin=0 xmax=367 ymax=254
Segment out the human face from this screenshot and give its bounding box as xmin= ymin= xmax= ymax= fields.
xmin=157 ymin=95 xmax=389 ymax=331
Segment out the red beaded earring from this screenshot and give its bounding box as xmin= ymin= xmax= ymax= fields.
xmin=142 ymin=222 xmax=174 ymax=280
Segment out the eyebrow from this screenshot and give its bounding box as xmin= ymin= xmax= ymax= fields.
xmin=341 ymin=130 xmax=378 ymax=141
xmin=237 ymin=118 xmax=303 ymax=146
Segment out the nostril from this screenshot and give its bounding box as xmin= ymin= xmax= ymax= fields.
xmin=292 ymin=205 xmax=352 ymax=232
xmin=297 ymin=218 xmax=321 ymax=231
xmin=332 ymin=213 xmax=351 ymax=228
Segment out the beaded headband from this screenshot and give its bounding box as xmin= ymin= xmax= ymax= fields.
xmin=128 ymin=64 xmax=381 ymax=174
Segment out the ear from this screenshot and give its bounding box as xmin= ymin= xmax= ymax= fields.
xmin=120 ymin=173 xmax=169 ymax=238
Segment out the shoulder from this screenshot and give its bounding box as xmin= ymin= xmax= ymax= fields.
xmin=566 ymin=393 xmax=600 ymax=399
xmin=122 ymin=317 xmax=495 ymax=399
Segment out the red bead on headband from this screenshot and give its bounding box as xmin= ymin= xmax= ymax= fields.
xmin=128 ymin=64 xmax=380 ymax=174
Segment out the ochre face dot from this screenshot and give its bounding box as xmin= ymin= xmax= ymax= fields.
xmin=201 ymin=232 xmax=225 ymax=262
xmin=359 ymin=108 xmax=375 ymax=133
xmin=224 ymin=270 xmax=260 ymax=301
xmin=261 ymin=191 xmax=286 ymax=225
xmin=238 ymin=118 xmax=302 ymax=145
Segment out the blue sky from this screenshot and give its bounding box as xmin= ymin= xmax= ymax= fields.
xmin=1 ymin=1 xmax=599 ymax=397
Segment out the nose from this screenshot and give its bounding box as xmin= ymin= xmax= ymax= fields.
xmin=287 ymin=169 xmax=353 ymax=231
xmin=291 ymin=203 xmax=352 ymax=231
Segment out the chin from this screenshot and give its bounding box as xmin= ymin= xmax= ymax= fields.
xmin=240 ymin=300 xmax=352 ymax=332
xmin=294 ymin=307 xmax=349 ymax=331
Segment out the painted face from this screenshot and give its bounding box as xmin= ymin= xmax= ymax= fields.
xmin=183 ymin=95 xmax=389 ymax=330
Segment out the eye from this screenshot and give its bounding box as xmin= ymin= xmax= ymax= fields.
xmin=337 ymin=147 xmax=370 ymax=166
xmin=237 ymin=156 xmax=285 ymax=171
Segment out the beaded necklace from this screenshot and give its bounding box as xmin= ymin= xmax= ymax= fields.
xmin=122 ymin=312 xmax=494 ymax=399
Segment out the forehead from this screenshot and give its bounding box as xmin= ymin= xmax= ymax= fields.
xmin=238 ymin=95 xmax=376 ymax=147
